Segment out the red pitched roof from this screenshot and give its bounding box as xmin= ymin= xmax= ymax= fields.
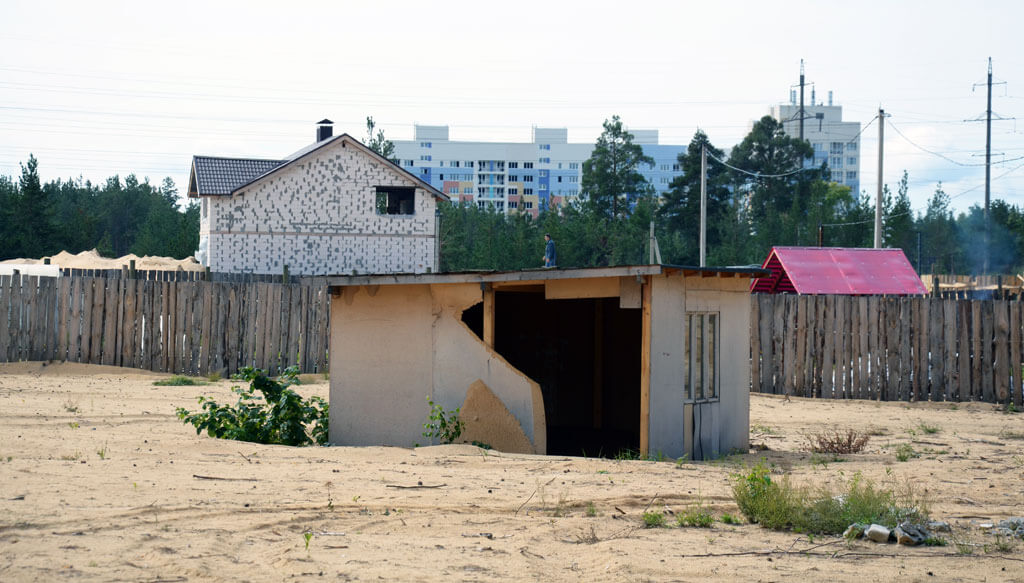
xmin=751 ymin=247 xmax=928 ymax=295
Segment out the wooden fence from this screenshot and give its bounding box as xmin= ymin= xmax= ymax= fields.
xmin=0 ymin=274 xmax=331 ymax=376
xmin=751 ymin=294 xmax=1024 ymax=406
xmin=57 ymin=268 xmax=314 ymax=284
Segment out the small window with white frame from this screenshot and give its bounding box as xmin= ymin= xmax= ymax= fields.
xmin=684 ymin=312 xmax=719 ymax=401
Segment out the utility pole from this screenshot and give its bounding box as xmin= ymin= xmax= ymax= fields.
xmin=700 ymin=143 xmax=707 ymax=267
xmin=874 ymin=108 xmax=884 ymax=249
xmin=984 ymin=57 xmax=993 ymax=273
xmin=967 ymin=58 xmax=1011 ymax=273
xmin=799 ymin=59 xmax=805 ymax=141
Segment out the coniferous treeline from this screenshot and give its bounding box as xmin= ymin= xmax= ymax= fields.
xmin=0 ymin=155 xmax=198 ymax=261
xmin=5 ymin=117 xmax=1022 ymax=277
xmin=440 ymin=116 xmax=1024 ymax=276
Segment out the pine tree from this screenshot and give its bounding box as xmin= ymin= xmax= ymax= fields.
xmin=581 ymin=116 xmax=654 ymax=220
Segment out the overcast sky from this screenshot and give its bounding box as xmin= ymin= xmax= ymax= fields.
xmin=2 ymin=0 xmax=1022 ymax=218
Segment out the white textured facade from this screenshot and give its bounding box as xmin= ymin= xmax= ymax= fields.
xmin=198 ymin=137 xmax=440 ymax=276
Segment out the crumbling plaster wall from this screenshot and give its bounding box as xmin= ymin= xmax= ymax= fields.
xmin=328 ymin=283 xmax=545 ymax=453
xmin=206 ymin=139 xmax=436 ymax=275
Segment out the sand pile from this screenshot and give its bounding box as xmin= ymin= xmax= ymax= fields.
xmin=1 ymin=249 xmax=204 ymax=271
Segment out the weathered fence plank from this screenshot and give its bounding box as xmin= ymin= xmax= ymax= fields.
xmin=1012 ymin=301 xmax=1022 ymax=408
xmin=42 ymin=277 xmax=58 ymax=361
xmin=958 ymin=300 xmax=971 ymax=402
xmin=56 ymin=275 xmax=71 ymax=361
xmin=995 ymin=300 xmax=1009 ymax=403
xmin=782 ymin=296 xmax=797 ymax=395
xmin=982 ymin=301 xmax=994 ymax=402
xmin=821 ymin=295 xmax=834 ymax=398
xmin=759 ymin=294 xmax=774 ymax=394
xmin=794 ymin=296 xmax=807 ymax=397
xmin=943 ymin=300 xmax=957 ymax=401
xmin=101 ymin=277 xmax=118 ymax=365
xmin=971 ymin=301 xmax=982 ymax=400
xmin=887 ymin=298 xmax=901 ymax=401
xmin=254 ymin=283 xmax=269 ymax=371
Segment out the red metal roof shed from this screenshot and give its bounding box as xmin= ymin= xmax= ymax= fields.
xmin=751 ymin=247 xmax=928 ymax=295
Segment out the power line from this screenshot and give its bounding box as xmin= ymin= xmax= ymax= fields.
xmin=887 ymin=119 xmax=1024 ymax=167
xmin=819 ymin=158 xmax=1024 ymax=227
xmin=704 ymin=151 xmax=811 ymax=179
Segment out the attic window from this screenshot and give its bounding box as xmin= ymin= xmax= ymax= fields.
xmin=375 ymin=186 xmax=415 ymax=215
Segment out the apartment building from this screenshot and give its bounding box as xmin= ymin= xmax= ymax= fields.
xmin=772 ymin=92 xmax=862 ymax=197
xmin=392 ymin=125 xmax=688 ymax=217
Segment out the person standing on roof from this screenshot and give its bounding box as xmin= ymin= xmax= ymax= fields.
xmin=542 ymin=233 xmax=557 ymax=268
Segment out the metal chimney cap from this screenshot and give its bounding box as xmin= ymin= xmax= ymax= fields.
xmin=317 ymin=118 xmax=333 ymax=125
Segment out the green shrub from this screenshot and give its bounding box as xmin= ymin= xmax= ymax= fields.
xmin=422 ymin=398 xmax=465 ymax=444
xmin=720 ymin=513 xmax=739 ymax=525
xmin=731 ymin=462 xmax=799 ymax=530
xmin=155 ymin=375 xmax=207 ymax=386
xmin=677 ymin=507 xmax=715 ymax=528
xmin=176 ymin=366 xmax=329 ymax=446
xmin=895 ymin=443 xmax=919 ymax=462
xmin=731 ymin=462 xmax=928 ymax=535
xmin=642 ymin=511 xmax=666 ymax=528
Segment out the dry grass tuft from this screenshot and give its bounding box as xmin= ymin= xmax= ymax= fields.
xmin=804 ymin=428 xmax=870 ymax=454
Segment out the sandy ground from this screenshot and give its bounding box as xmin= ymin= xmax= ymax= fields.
xmin=1 ymin=362 xmax=1022 ymax=582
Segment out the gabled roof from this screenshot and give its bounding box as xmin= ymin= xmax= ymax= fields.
xmin=188 ymin=156 xmax=286 ymax=197
xmin=245 ymin=134 xmax=447 ymax=201
xmin=188 ymin=134 xmax=449 ymax=202
xmin=751 ymin=246 xmax=928 ymax=295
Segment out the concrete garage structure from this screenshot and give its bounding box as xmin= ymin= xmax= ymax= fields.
xmin=325 ymin=264 xmax=766 ymax=460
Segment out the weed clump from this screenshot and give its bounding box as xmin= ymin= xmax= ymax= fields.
xmin=422 ymin=398 xmax=465 ymax=444
xmin=731 ymin=461 xmax=928 ymax=535
xmin=176 ymin=366 xmax=329 ymax=446
xmin=677 ymin=506 xmax=715 ymax=528
xmin=804 ymin=428 xmax=870 ymax=454
xmin=895 ymin=443 xmax=919 ymax=462
xmin=642 ymin=511 xmax=666 ymax=528
xmin=155 ymin=375 xmax=207 ymax=386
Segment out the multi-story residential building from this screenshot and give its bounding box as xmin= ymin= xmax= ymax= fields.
xmin=771 ymin=92 xmax=862 ymax=197
xmin=392 ymin=125 xmax=689 ymax=217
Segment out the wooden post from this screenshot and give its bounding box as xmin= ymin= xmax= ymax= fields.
xmin=759 ymin=295 xmax=774 ymax=395
xmin=283 ymin=264 xmax=290 ymax=285
xmin=482 ymin=284 xmax=495 ymax=349
xmin=592 ymin=299 xmax=604 ymax=429
xmin=639 ymin=276 xmax=652 ymax=457
xmin=821 ymin=295 xmax=834 ymax=398
xmin=995 ymin=300 xmax=1010 ymax=402
xmin=129 ymin=259 xmax=136 ymax=280
xmin=749 ymin=296 xmax=761 ymax=396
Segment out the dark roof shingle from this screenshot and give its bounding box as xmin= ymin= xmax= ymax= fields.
xmin=191 ymin=156 xmax=286 ymax=196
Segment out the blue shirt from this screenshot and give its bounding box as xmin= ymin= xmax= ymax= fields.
xmin=545 ymin=239 xmax=557 ymax=267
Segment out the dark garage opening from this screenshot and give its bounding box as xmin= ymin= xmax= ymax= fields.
xmin=464 ymin=290 xmax=641 ymax=456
